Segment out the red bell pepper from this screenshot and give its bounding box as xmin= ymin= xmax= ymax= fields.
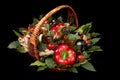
xmin=54 ymin=43 xmax=76 ymax=65
xmin=50 ymin=23 xmax=64 ymax=38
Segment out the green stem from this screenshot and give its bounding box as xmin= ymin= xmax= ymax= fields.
xmin=60 ymin=50 xmax=68 ymax=59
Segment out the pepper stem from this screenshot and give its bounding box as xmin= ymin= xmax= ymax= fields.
xmin=60 ymin=50 xmax=68 ymax=59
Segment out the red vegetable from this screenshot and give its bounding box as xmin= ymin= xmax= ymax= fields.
xmin=85 ymin=39 xmax=90 ymax=44
xmin=44 ymin=20 xmax=49 ymax=24
xmin=62 ymin=35 xmax=67 ymax=40
xmin=51 ymin=23 xmax=64 ymax=38
xmin=47 ymin=43 xmax=55 ymax=50
xmin=54 ymin=43 xmax=76 ymax=65
xmin=69 ymin=40 xmax=74 ymax=45
xmin=78 ymin=54 xmax=83 ymax=62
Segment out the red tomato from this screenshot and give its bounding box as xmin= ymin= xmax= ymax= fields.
xmin=78 ymin=54 xmax=83 ymax=62
xmin=85 ymin=40 xmax=90 ymax=44
xmin=44 ymin=20 xmax=49 ymax=24
xmin=62 ymin=35 xmax=67 ymax=40
xmin=47 ymin=43 xmax=55 ymax=50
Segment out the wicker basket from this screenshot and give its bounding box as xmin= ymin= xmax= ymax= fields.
xmin=7 ymin=5 xmax=103 ymax=73
xmin=28 ymin=5 xmax=79 ymax=72
xmin=28 ymin=5 xmax=78 ymax=60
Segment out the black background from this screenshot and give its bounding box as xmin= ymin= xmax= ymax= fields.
xmin=0 ymin=0 xmax=118 ymax=80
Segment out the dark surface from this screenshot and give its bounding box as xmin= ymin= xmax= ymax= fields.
xmin=0 ymin=0 xmax=117 ymax=80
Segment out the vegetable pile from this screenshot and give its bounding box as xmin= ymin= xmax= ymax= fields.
xmin=8 ymin=15 xmax=102 ymax=73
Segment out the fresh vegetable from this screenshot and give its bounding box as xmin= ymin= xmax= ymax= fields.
xmin=78 ymin=54 xmax=83 ymax=62
xmin=47 ymin=43 xmax=55 ymax=50
xmin=50 ymin=23 xmax=64 ymax=39
xmin=54 ymin=43 xmax=76 ymax=65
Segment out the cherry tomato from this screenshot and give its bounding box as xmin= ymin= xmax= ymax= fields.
xmin=47 ymin=43 xmax=55 ymax=50
xmin=78 ymin=54 xmax=83 ymax=62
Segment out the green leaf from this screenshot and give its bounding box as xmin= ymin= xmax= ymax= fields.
xmin=67 ymin=25 xmax=77 ymax=32
xmin=30 ymin=60 xmax=46 ymax=66
xmin=39 ymin=14 xmax=44 ymax=20
xmin=57 ymin=16 xmax=63 ymax=22
xmin=68 ymin=17 xmax=74 ymax=24
xmin=45 ymin=57 xmax=56 ymax=68
xmin=33 ymin=17 xmax=39 ymax=25
xmin=37 ymin=66 xmax=47 ymax=71
xmin=7 ymin=41 xmax=20 ymax=49
xmin=37 ymin=42 xmax=46 ymax=51
xmin=87 ymin=46 xmax=103 ymax=53
xmin=72 ymin=60 xmax=87 ymax=67
xmin=58 ymin=26 xmax=65 ymax=33
xmin=13 ymin=30 xmax=22 ymax=37
xmin=19 ymin=28 xmax=28 ymax=34
xmin=48 ymin=16 xmax=53 ymax=22
xmin=72 ymin=45 xmax=81 ymax=51
xmin=80 ymin=60 xmax=88 ymax=64
xmin=47 ymin=30 xmax=54 ymax=36
xmin=56 ymin=16 xmax=63 ymax=24
xmin=91 ymin=32 xmax=101 ymax=37
xmin=81 ymin=61 xmax=96 ymax=72
xmin=75 ymin=22 xmax=92 ymax=34
xmin=73 ymin=63 xmax=81 ymax=67
xmin=68 ymin=67 xmax=78 ymax=73
xmin=16 ymin=46 xmax=27 ymax=53
xmin=43 ymin=24 xmax=50 ymax=30
xmin=90 ymin=38 xmax=101 ymax=45
xmin=67 ymin=33 xmax=80 ymax=41
xmin=82 ymin=51 xmax=90 ymax=59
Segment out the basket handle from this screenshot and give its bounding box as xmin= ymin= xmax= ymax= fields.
xmin=28 ymin=5 xmax=78 ymax=60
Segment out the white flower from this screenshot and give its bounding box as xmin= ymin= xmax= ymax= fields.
xmin=39 ymin=49 xmax=54 ymax=56
xmin=38 ymin=34 xmax=43 ymax=42
xmin=18 ymin=34 xmax=30 ymax=51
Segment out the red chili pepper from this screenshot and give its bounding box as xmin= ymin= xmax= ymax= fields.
xmin=54 ymin=43 xmax=76 ymax=65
